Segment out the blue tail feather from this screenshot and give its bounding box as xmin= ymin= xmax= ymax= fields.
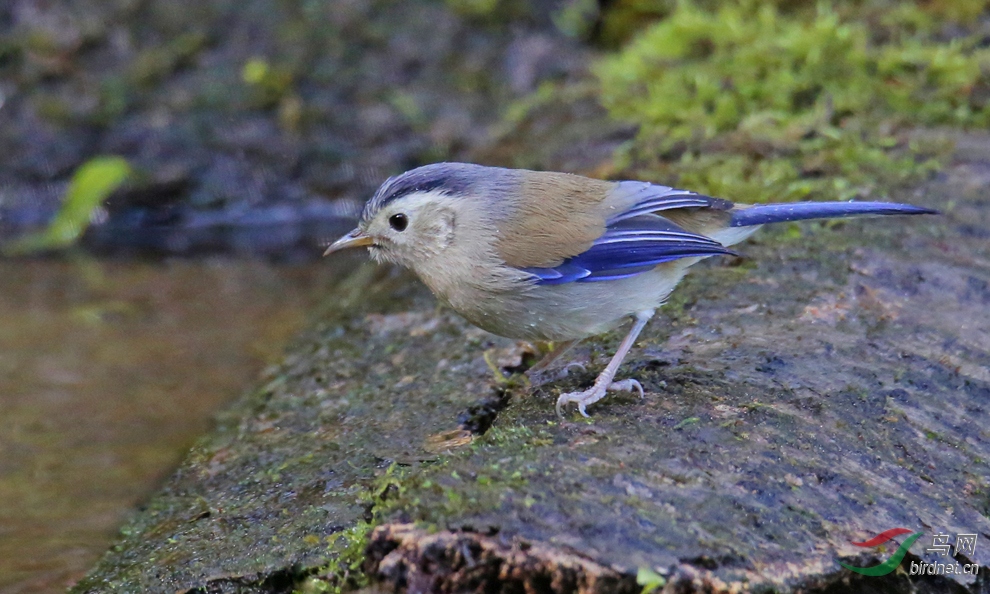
xmin=730 ymin=201 xmax=937 ymax=228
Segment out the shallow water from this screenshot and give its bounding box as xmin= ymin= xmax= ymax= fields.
xmin=0 ymin=256 xmax=351 ymax=594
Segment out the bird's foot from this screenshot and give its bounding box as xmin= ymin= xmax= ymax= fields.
xmin=609 ymin=379 xmax=644 ymax=399
xmin=555 ymin=378 xmax=644 ymax=418
xmin=528 ymin=361 xmax=586 ymax=388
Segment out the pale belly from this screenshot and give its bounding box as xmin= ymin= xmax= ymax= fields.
xmin=442 ymin=260 xmax=697 ymax=342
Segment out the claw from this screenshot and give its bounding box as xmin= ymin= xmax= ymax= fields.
xmin=609 ymin=379 xmax=644 ymax=399
xmin=555 ymin=378 xmax=644 ymax=418
xmin=553 ymin=310 xmax=655 ymax=417
xmin=531 ymin=361 xmax=587 ymax=388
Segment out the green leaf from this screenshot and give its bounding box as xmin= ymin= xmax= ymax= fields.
xmin=3 ymin=156 xmax=131 ymax=255
xmin=637 ymin=566 xmax=666 ymax=593
xmin=673 ymin=416 xmax=700 ymax=430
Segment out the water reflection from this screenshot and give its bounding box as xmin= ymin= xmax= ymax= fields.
xmin=0 ymin=256 xmax=349 ymax=594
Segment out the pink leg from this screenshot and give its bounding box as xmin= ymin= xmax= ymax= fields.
xmin=526 ymin=339 xmax=580 ymax=375
xmin=555 ymin=310 xmax=653 ymax=417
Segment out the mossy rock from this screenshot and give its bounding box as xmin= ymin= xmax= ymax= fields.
xmin=72 ymin=158 xmax=989 ymax=592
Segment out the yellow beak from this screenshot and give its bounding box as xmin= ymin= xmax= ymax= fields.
xmin=323 ymin=228 xmax=374 ymax=256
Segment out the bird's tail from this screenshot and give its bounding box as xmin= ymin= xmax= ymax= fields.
xmin=730 ymin=201 xmax=937 ymax=228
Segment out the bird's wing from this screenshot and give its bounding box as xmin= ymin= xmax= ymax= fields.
xmin=607 ymin=183 xmax=939 ymax=246
xmin=495 ymin=179 xmax=736 ymax=284
xmin=499 ymin=178 xmax=936 ymax=285
xmin=602 ymin=180 xmax=734 ymax=224
xmin=519 ymin=214 xmax=735 ymax=285
xmin=494 ymin=171 xmax=614 ymax=268
xmin=495 ymin=175 xmax=735 ymax=269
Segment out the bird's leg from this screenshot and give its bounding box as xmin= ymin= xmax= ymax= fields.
xmin=555 ymin=310 xmax=654 ymax=418
xmin=528 ymin=339 xmax=580 ymax=373
xmin=526 ymin=339 xmax=581 ymax=386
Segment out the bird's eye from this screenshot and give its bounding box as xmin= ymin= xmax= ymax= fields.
xmin=388 ymin=213 xmax=408 ymax=232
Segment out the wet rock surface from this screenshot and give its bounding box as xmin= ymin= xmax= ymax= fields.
xmin=71 ymin=158 xmax=989 ymax=593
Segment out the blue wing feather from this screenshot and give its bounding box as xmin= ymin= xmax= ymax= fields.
xmin=605 ymin=182 xmax=732 ymax=224
xmin=522 ymin=214 xmax=734 ymax=285
xmin=517 ymin=181 xmax=934 ymax=285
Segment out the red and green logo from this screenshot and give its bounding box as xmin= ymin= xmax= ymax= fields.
xmin=840 ymin=528 xmax=924 ymax=576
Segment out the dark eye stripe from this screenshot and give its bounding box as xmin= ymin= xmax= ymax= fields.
xmin=383 ymin=179 xmax=449 ymax=205
xmin=363 ymin=163 xmax=484 ymax=222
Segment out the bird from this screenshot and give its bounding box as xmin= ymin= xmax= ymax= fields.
xmin=324 ymin=162 xmax=936 ymax=417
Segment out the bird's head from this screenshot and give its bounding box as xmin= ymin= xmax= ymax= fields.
xmin=324 ymin=162 xmax=506 ymax=267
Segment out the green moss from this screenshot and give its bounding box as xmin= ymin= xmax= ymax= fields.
xmin=31 ymin=94 xmax=75 ymax=125
xmin=306 ymin=443 xmax=545 ymax=593
xmin=444 ymin=0 xmax=531 ymax=22
xmin=241 ymin=57 xmax=297 ymax=108
xmin=672 ymin=416 xmax=701 ymax=430
xmin=553 ymin=0 xmax=675 ymax=47
xmin=446 ymin=0 xmax=501 ymax=17
xmin=589 ymin=0 xmax=987 ymax=202
xmin=312 ymin=418 xmax=556 ymax=545
xmin=129 ymin=31 xmax=209 ymax=88
xmin=301 ymin=464 xmax=414 ymax=593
